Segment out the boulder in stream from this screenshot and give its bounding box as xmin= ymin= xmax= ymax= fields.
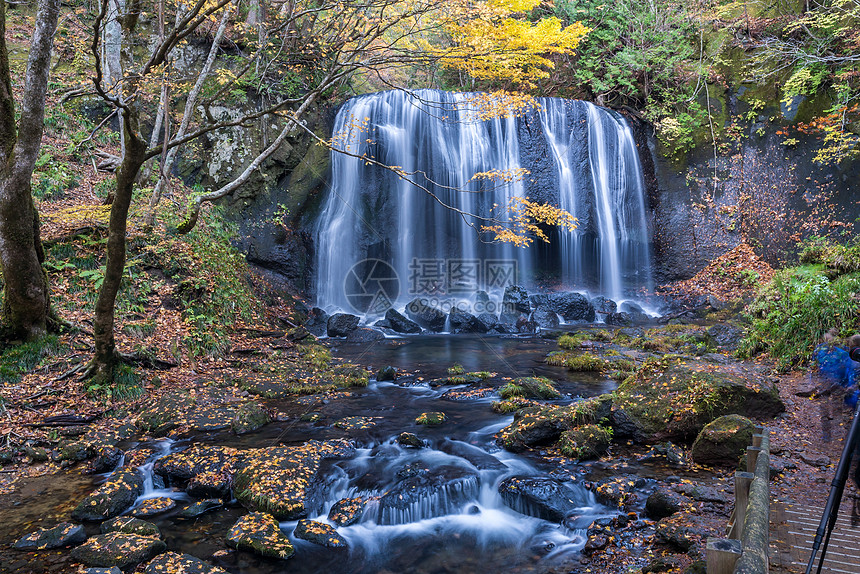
xmin=71 ymin=469 xmax=145 ymax=522
xmin=327 ymin=313 xmax=360 ymax=337
xmin=548 ymin=292 xmax=595 ymax=322
xmin=101 ymin=516 xmax=160 ymax=538
xmin=13 ymin=522 xmax=87 ymax=550
xmin=226 ymin=512 xmax=294 ymax=559
xmin=144 ymin=551 xmax=228 ymax=574
xmin=328 ymin=497 xmax=370 ymax=526
xmin=385 ymin=308 xmax=421 ymax=334
xmin=405 ymin=298 xmax=446 ymax=331
xmin=293 ymin=519 xmax=348 ymax=548
xmin=346 ymin=327 xmax=385 ymax=342
xmin=233 ymin=439 xmax=353 ymax=519
xmin=71 ymin=533 xmax=166 ymax=569
xmin=498 ymin=476 xmax=587 ymax=522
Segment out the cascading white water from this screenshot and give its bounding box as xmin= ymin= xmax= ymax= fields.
xmin=314 ymin=89 xmax=652 ymax=312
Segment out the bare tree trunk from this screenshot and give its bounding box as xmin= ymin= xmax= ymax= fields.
xmin=0 ymin=0 xmax=60 ymax=340
xmin=90 ymin=110 xmax=147 ymax=381
xmin=144 ymin=0 xmax=233 ymax=226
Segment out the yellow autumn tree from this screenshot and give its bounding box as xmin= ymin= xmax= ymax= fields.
xmin=434 ymin=0 xmax=590 ymax=88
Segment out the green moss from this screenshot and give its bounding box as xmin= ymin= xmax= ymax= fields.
xmin=558 ymin=424 xmax=613 ymax=461
xmin=492 ymin=397 xmax=539 ymax=413
xmin=447 ymin=363 xmax=466 ymax=375
xmin=415 ymin=412 xmax=447 ymax=425
xmin=499 ymin=376 xmax=562 ymax=399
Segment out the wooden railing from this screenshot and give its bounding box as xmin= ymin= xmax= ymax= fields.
xmin=706 ymin=426 xmax=770 ymax=574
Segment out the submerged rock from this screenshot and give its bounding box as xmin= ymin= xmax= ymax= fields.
xmin=385 ymin=308 xmax=421 ymax=334
xmin=415 ymin=411 xmax=447 ymax=425
xmin=327 ymin=313 xmax=360 ymax=337
xmin=376 ymin=365 xmax=398 ymax=381
xmin=144 ymin=551 xmax=228 ymax=574
xmin=13 ymin=522 xmax=87 ymax=550
xmin=71 ymin=469 xmax=145 ymax=522
xmin=346 ymin=327 xmax=385 ymax=342
xmin=438 ymin=439 xmax=507 ymax=470
xmin=226 ymin=512 xmax=294 ymax=559
xmin=179 ymin=499 xmax=223 ymax=519
xmin=377 ymin=466 xmax=479 ymax=524
xmin=691 ymin=414 xmax=756 ymax=467
xmin=498 ymin=476 xmax=587 ymax=522
xmin=293 ymin=519 xmax=348 ymax=548
xmin=71 ymin=533 xmax=166 ymax=569
xmin=397 ymin=432 xmax=424 ymax=448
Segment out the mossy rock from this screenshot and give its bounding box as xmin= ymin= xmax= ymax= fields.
xmin=70 ymin=533 xmax=166 ymax=569
xmin=136 ymin=391 xmax=196 ymax=434
xmin=331 ymin=364 xmax=369 ymax=387
xmin=397 ymin=432 xmax=424 ymax=448
xmin=232 ymin=402 xmax=271 ymax=434
xmin=415 ymin=412 xmax=447 ymax=425
xmin=547 ymin=352 xmax=606 ymax=371
xmin=101 ymin=516 xmax=160 ymax=538
xmin=71 ymin=469 xmax=144 ymax=522
xmin=558 ymin=425 xmax=612 ymax=461
xmin=13 ymin=522 xmax=86 ymax=550
xmin=691 ymin=414 xmax=756 ymax=467
xmin=189 ymin=405 xmax=236 ymax=432
xmin=233 ymin=440 xmax=353 ymax=519
xmin=611 ymin=356 xmax=783 ymax=443
xmin=498 ymin=395 xmax=613 ymax=452
xmin=431 ymin=371 xmax=494 ymax=386
xmin=293 ymin=519 xmax=347 ymax=548
xmin=491 ymin=397 xmax=540 ymax=414
xmin=131 ymin=497 xmax=177 ymax=518
xmin=153 ymin=445 xmax=242 ymax=484
xmin=226 ymin=512 xmax=294 ymax=559
xmin=499 ymin=376 xmax=561 ymax=400
xmin=144 ymin=551 xmax=228 ymax=574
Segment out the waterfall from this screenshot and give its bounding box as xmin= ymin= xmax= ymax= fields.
xmin=314 ymin=89 xmax=652 ymax=313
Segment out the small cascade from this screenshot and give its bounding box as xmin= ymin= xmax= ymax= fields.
xmin=314 ymin=89 xmax=654 ymax=313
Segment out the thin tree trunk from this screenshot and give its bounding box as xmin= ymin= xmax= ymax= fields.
xmin=90 ymin=110 xmax=147 ymax=381
xmin=0 ymin=0 xmax=60 ymax=340
xmin=144 ymin=0 xmax=233 ymax=226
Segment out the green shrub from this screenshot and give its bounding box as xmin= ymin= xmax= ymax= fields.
xmin=739 ymin=265 xmax=860 ymax=369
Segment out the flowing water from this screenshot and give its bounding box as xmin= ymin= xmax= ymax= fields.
xmin=314 ymin=90 xmax=653 ymax=313
xmin=0 ymin=335 xmax=624 ymax=574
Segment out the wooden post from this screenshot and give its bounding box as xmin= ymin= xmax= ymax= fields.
xmin=751 ymin=433 xmax=763 ymax=448
xmin=746 ymin=446 xmax=762 ymax=473
xmin=707 ymin=537 xmax=742 ymax=574
xmin=730 ymin=471 xmax=754 ymax=540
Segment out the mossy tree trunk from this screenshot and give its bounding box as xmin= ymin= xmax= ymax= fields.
xmin=0 ymin=0 xmax=60 ymax=341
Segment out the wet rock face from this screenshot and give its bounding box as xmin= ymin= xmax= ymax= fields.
xmin=498 ymin=476 xmax=587 ymax=522
xmin=449 ymin=308 xmax=488 ymax=334
xmin=226 ymin=512 xmax=294 ymax=559
xmin=144 ymin=551 xmax=228 ymax=574
xmin=293 ymin=519 xmax=348 ymax=548
xmin=71 ymin=533 xmax=167 ymax=569
xmin=13 ymin=522 xmax=87 ymax=550
xmin=405 ymin=298 xmax=447 ymax=332
xmin=233 ymin=440 xmax=354 ymax=519
xmin=498 ymin=395 xmax=613 ymax=452
xmin=71 ymin=469 xmax=145 ymax=522
xmin=153 ymin=445 xmax=242 ymax=485
xmin=304 ymin=307 xmax=329 ymax=337
xmin=329 ymin=497 xmax=370 ymax=526
xmin=531 ymin=306 xmax=560 ymax=329
xmin=691 ymin=414 xmax=756 ymax=467
xmin=502 ymin=285 xmax=531 ymax=315
xmin=548 ymin=292 xmax=595 ymax=322
xmin=327 ymin=313 xmax=360 ymax=337
xmin=377 ymin=465 xmax=480 ymax=524
xmin=179 ymin=499 xmax=223 ymax=519
xmin=385 ymin=308 xmax=421 ymax=334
